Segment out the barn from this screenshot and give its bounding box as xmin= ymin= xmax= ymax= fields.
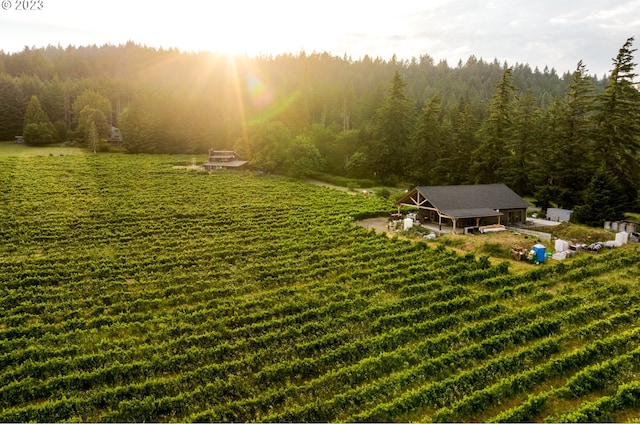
xmin=396 ymin=184 xmax=530 ymax=233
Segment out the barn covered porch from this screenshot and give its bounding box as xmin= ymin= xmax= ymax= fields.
xmin=402 ymin=204 xmax=504 ymax=234
xmin=396 ymin=184 xmax=529 ymax=234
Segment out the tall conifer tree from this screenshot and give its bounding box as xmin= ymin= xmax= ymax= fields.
xmin=573 ymin=164 xmax=627 ymax=226
xmin=369 ymin=71 xmax=414 ymax=182
xmin=531 ymin=61 xmax=597 ymax=210
xmin=559 ymin=60 xmax=597 ymax=206
xmin=499 ymin=90 xmax=540 ymax=194
xmin=443 ymin=99 xmax=477 ymax=185
xmin=23 ymin=95 xmax=56 ymax=145
xmin=471 ymin=68 xmax=516 ymax=184
xmin=0 ymin=74 xmax=25 ymax=140
xmin=409 ymin=93 xmax=445 ymax=184
xmin=531 ymin=98 xmax=569 ymax=211
xmin=591 ymin=37 xmax=640 ymax=210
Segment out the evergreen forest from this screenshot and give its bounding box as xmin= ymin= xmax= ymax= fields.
xmin=1 ymin=37 xmax=639 ymax=223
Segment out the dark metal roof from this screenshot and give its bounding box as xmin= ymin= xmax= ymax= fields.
xmin=398 ymin=184 xmax=529 ymax=219
xmin=443 ymin=208 xmax=503 ymax=219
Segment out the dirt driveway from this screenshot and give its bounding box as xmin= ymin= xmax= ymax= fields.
xmin=354 ymin=217 xmax=393 ymax=233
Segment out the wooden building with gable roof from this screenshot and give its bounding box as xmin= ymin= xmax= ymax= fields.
xmin=202 ymin=150 xmax=248 ymax=171
xmin=396 ymin=184 xmax=530 ymax=233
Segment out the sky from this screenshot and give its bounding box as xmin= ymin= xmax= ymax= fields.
xmin=1 ymin=0 xmax=638 ymax=77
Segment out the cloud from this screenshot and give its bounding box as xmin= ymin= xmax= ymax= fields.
xmin=353 ymin=0 xmax=638 ymax=76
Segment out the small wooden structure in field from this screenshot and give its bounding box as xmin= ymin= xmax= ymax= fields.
xmin=202 ymin=150 xmax=248 ymax=171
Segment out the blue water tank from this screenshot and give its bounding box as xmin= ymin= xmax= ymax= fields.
xmin=533 ymin=244 xmax=546 ymax=263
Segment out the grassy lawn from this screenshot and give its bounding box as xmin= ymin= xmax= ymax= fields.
xmin=0 ymin=141 xmax=88 ymax=157
xmin=626 ymin=212 xmax=640 ymax=222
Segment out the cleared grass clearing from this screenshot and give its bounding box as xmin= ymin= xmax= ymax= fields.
xmin=0 ymin=141 xmax=88 ymax=157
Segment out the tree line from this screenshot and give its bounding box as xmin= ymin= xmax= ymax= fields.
xmin=0 ymin=38 xmax=638 ymax=224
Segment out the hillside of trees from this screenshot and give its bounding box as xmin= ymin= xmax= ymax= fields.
xmin=1 ymin=38 xmax=639 ymax=224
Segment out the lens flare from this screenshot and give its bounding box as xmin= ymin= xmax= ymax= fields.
xmin=243 ymin=70 xmax=301 ymax=127
xmin=247 ymin=91 xmax=301 ymax=127
xmin=246 ymin=73 xmax=273 ymax=108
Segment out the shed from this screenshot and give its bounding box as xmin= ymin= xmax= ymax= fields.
xmin=202 ymin=150 xmax=248 ymax=170
xmin=546 ymin=208 xmax=573 ymax=222
xmin=396 ymin=184 xmax=530 ymax=233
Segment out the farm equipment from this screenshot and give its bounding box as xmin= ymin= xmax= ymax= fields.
xmin=512 ymin=243 xmax=547 ymax=264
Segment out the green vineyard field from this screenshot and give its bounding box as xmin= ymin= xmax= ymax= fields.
xmin=1 ymin=153 xmax=640 ymax=422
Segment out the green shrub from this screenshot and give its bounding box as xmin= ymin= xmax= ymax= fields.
xmin=481 ymin=241 xmax=509 ymax=258
xmin=374 ymin=188 xmax=391 ymax=199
